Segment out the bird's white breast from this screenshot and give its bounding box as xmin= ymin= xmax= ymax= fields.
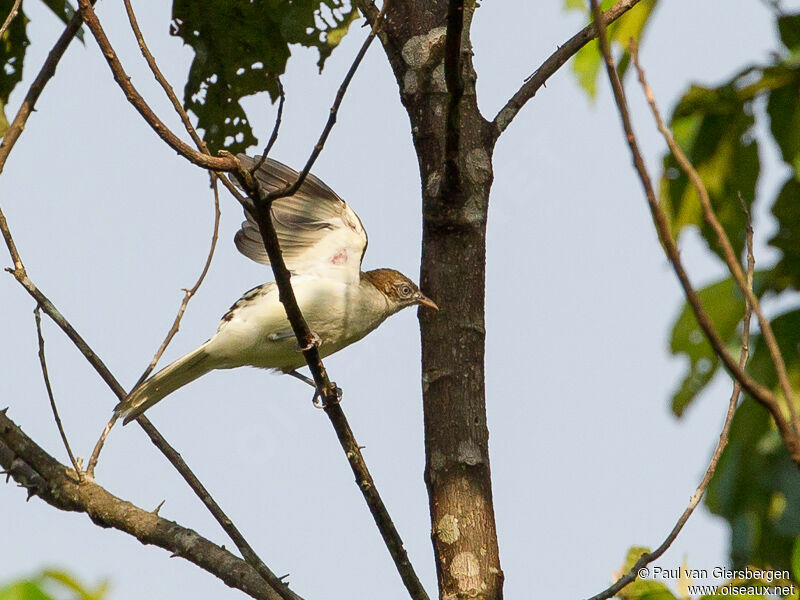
xmin=205 ymin=275 xmax=391 ymax=372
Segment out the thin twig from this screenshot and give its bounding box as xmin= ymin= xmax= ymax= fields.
xmin=586 ymin=0 xmax=800 ymax=463
xmin=0 ymin=0 xmax=22 ymax=41
xmin=630 ymin=42 xmax=800 ymax=437
xmin=587 ymin=200 xmax=757 ymax=600
xmin=33 ymin=306 xmax=83 ymax=482
xmin=120 ymin=0 xmax=246 ymax=205
xmin=252 ymin=78 xmax=286 ymax=174
xmin=77 ymin=0 xmax=237 ymax=173
xmin=135 ymin=176 xmax=221 ymax=387
xmin=492 ymin=0 xmax=642 ymax=136
xmin=253 ymin=3 xmax=390 ymax=209
xmin=85 ymin=413 xmax=116 ymax=477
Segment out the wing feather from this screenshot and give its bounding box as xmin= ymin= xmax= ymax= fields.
xmin=234 ymin=155 xmax=368 ymax=284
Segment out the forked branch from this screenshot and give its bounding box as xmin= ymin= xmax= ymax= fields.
xmin=492 ymin=0 xmax=642 ymax=137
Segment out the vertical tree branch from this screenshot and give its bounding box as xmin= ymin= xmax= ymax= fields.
xmin=492 ymin=0 xmax=642 ymax=136
xmin=443 ymin=0 xmax=464 ymax=192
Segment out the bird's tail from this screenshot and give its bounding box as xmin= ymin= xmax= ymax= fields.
xmin=115 ymin=344 xmax=215 ymax=425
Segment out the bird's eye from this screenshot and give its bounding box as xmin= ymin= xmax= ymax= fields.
xmin=398 ymin=285 xmax=412 ymax=297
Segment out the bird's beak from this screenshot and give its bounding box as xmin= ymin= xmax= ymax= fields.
xmin=416 ymin=293 xmax=439 ymax=311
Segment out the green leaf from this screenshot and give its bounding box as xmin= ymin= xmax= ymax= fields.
xmin=766 ymin=72 xmax=800 ymax=171
xmin=566 ymin=0 xmax=659 ymax=99
xmin=40 ymin=570 xmax=107 ymax=600
xmin=171 ymin=0 xmax=358 ymax=154
xmin=0 ymin=581 xmax=52 ymax=600
xmin=706 ymin=309 xmax=800 ymax=571
xmin=792 ymin=537 xmax=800 ymax=583
xmin=615 ymin=547 xmax=678 ymax=600
xmin=778 ymin=14 xmax=800 ymax=51
xmin=770 ymin=177 xmax=800 ymax=291
xmin=668 ymin=272 xmax=770 ymax=416
xmin=658 ymin=82 xmax=759 ymax=262
xmin=0 ymin=0 xmax=29 ymax=138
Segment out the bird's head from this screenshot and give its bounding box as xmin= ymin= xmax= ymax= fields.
xmin=363 ymin=269 xmax=438 ymax=313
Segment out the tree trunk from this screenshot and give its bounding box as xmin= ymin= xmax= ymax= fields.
xmin=370 ymin=2 xmax=503 ymax=598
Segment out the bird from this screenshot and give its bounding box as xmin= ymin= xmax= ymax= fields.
xmin=114 ymin=155 xmax=437 ymax=424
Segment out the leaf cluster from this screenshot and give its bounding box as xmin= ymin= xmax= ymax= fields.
xmin=661 ymin=11 xmax=800 ymax=572
xmin=569 ymin=0 xmax=800 ymax=579
xmin=170 ymin=0 xmax=358 ymax=153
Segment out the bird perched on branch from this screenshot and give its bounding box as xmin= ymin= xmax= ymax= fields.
xmin=114 ymin=156 xmax=437 ymax=424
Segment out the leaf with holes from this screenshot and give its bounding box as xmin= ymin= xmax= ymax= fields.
xmin=171 ymin=0 xmax=359 ymax=154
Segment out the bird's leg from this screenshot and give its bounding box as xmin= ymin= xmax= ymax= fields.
xmin=287 ymin=369 xmax=325 ymax=408
xmin=286 ymin=369 xmax=341 ymax=409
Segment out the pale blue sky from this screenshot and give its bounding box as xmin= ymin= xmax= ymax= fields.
xmin=0 ymin=1 xmax=791 ymax=598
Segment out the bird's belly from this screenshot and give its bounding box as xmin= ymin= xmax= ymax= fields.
xmin=207 ymin=278 xmax=384 ymax=372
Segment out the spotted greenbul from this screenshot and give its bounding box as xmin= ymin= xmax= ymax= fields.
xmin=115 ymin=156 xmax=437 ymax=424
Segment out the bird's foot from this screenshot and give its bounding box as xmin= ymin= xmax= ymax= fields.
xmin=295 ymin=331 xmax=322 ymax=353
xmin=312 ymin=383 xmax=342 ymax=409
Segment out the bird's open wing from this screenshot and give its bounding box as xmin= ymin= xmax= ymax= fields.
xmin=234 ymin=155 xmax=368 ymax=284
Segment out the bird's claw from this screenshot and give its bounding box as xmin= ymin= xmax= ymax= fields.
xmin=312 ymin=383 xmax=342 ymax=409
xmin=296 ymin=331 xmax=322 ymax=353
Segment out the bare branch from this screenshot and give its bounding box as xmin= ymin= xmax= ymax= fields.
xmin=120 ymin=0 xmax=247 ymax=206
xmin=86 ymin=413 xmax=116 ymax=478
xmin=492 ymin=0 xmax=642 ymax=136
xmin=122 ymin=0 xmax=204 ymax=150
xmin=587 ymin=194 xmax=757 ymax=600
xmin=0 ymin=5 xmax=90 ymax=177
xmin=252 ymin=79 xmax=286 ymax=174
xmin=76 ymin=0 xmax=238 ymax=173
xmin=630 ymin=43 xmax=800 ymax=436
xmin=0 ymin=0 xmax=22 ymax=41
xmin=0 ymin=410 xmax=283 ymax=600
xmin=136 ymin=176 xmax=222 ymax=387
xmin=585 ymin=0 xmax=800 ymax=463
xmin=33 ymin=306 xmax=83 ymax=481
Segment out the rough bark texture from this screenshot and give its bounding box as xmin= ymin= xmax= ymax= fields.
xmin=372 ymin=2 xmax=503 ymax=598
